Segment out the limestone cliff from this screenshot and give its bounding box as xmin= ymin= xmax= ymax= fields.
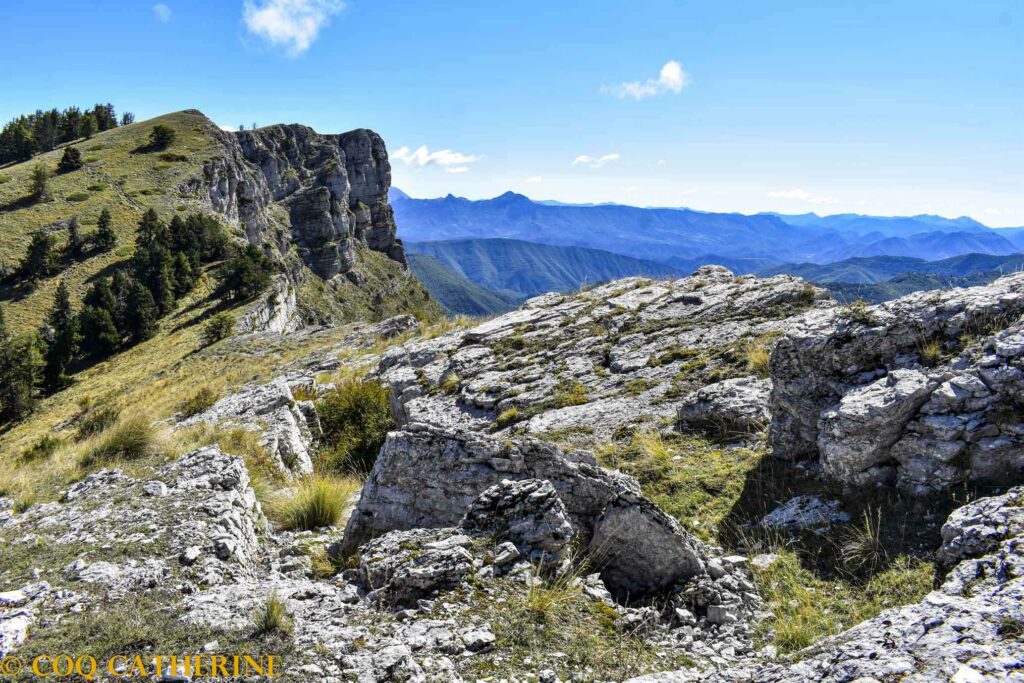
xmin=181 ymin=112 xmax=406 ymax=282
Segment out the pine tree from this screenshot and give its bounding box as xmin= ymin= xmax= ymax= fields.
xmin=120 ymin=112 xmax=135 ymax=126
xmin=58 ymin=145 xmax=83 ymax=172
xmin=43 ymin=280 xmax=79 ymax=390
xmin=173 ymin=251 xmax=197 ymax=296
xmin=136 ymin=208 xmax=165 ymax=249
xmin=21 ymin=232 xmax=56 ymax=281
xmin=124 ymin=280 xmax=158 ymax=343
xmin=0 ymin=307 xmax=42 ymax=424
xmin=78 ymin=113 xmax=97 ymax=140
xmin=94 ymin=208 xmax=117 ymax=252
xmin=148 ymin=124 xmax=176 ymax=149
xmin=66 ymin=216 xmax=84 ymax=258
xmin=78 ymin=306 xmax=120 ymax=358
xmin=30 ymin=162 xmax=51 ymax=200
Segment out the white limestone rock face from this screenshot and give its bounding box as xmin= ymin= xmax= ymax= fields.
xmin=336 ymin=425 xmax=707 ymax=599
xmin=769 ymin=273 xmax=1024 ymax=491
xmin=677 ymin=376 xmax=772 ymax=435
xmin=376 ymin=269 xmax=829 ymax=441
xmin=176 ymin=378 xmax=316 ymax=477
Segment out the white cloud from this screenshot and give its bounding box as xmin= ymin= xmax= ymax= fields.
xmin=602 ymin=60 xmax=690 ymax=100
xmin=393 ymin=145 xmax=482 ymax=174
xmin=153 ymin=3 xmax=172 ymax=22
xmin=219 ymin=124 xmax=238 ymax=132
xmin=526 ymin=176 xmax=543 ymax=183
xmin=243 ymin=0 xmax=345 ymax=56
xmin=572 ymin=153 xmax=620 ymax=169
xmin=768 ymin=188 xmax=840 ymax=205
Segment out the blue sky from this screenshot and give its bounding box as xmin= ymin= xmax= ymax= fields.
xmin=2 ymin=0 xmax=1022 ymax=225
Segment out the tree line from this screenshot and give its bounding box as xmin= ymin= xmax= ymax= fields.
xmin=0 ymin=103 xmax=134 ymax=165
xmin=0 ymin=209 xmax=276 ymax=426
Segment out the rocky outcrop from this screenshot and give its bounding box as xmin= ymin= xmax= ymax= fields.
xmin=770 ymin=274 xmax=1024 ymax=491
xmin=376 ymin=268 xmax=828 ymax=440
xmin=677 ymin=376 xmax=771 ymax=435
xmin=181 ymin=117 xmax=406 ymax=283
xmin=337 ymin=424 xmax=707 ymax=599
xmin=628 ymin=487 xmax=1024 ymax=683
xmin=176 ymin=378 xmax=319 ymax=477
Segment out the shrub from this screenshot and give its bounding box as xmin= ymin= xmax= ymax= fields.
xmin=492 ymin=407 xmax=520 ymax=431
xmin=30 ymin=162 xmax=51 ymax=200
xmin=76 ymin=405 xmax=121 ymax=440
xmin=158 ymin=152 xmax=188 ymax=162
xmin=839 ymin=299 xmax=874 ymax=325
xmin=440 ymin=373 xmax=461 ymax=394
xmin=839 ymin=507 xmax=887 ymax=575
xmin=745 ymin=344 xmax=772 ymax=378
xmin=66 ymin=192 xmax=90 ymax=202
xmin=148 ymin=124 xmax=176 ymax=149
xmin=554 ymin=381 xmax=588 ymax=407
xmin=178 ymin=387 xmax=218 ymax=418
xmin=58 ymin=146 xmax=83 ymax=172
xmin=201 ymin=312 xmax=236 ymax=346
xmin=20 ymin=435 xmax=62 ymax=462
xmin=252 ymin=592 xmax=292 ymax=636
xmin=80 ymin=415 xmax=157 ymax=467
xmin=270 ymin=475 xmax=359 ymax=531
xmin=918 ymin=340 xmax=942 ymax=367
xmin=315 ymin=381 xmax=394 ymax=474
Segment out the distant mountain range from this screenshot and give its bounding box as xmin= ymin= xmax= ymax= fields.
xmin=406 ymin=254 xmax=520 ymax=316
xmin=405 ymin=238 xmax=679 ymax=301
xmin=392 ymin=189 xmax=1024 ymax=265
xmin=757 ymin=253 xmax=1024 ymax=284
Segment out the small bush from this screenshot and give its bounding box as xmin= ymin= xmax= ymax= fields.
xmin=441 ymin=373 xmax=461 ymax=394
xmin=315 ymin=381 xmax=394 ymax=474
xmin=492 ymin=407 xmax=520 ymax=431
xmin=66 ymin=192 xmax=90 ymax=202
xmin=58 ymin=146 xmax=83 ymax=172
xmin=918 ymin=340 xmax=942 ymax=367
xmin=839 ymin=299 xmax=874 ymax=325
xmin=159 ymin=152 xmax=189 ymax=162
xmin=745 ymin=345 xmax=772 ymax=378
xmin=87 ymin=183 xmax=109 ymax=191
xmin=178 ymin=387 xmax=219 ymax=418
xmin=270 ymin=476 xmax=359 ymax=531
xmin=839 ymin=507 xmax=887 ymax=575
xmin=148 ymin=124 xmax=177 ymax=149
xmin=76 ymin=405 xmax=121 ymax=440
xmin=554 ymin=381 xmax=589 ymax=407
xmin=20 ymin=435 xmax=62 ymax=462
xmin=252 ymin=592 xmax=292 ymax=636
xmin=201 ymin=312 xmax=236 ymax=346
xmin=80 ymin=415 xmax=157 ymax=468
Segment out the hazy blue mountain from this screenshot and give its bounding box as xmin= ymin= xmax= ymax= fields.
xmin=824 ymin=272 xmax=1003 ymax=304
xmin=666 ymin=254 xmax=778 ymax=275
xmin=407 ymin=254 xmax=520 ymax=316
xmin=392 ymin=190 xmax=1018 ymax=265
xmin=405 ymin=238 xmax=681 ymax=299
xmin=769 ymin=212 xmax=991 ymax=238
xmin=758 ymin=253 xmax=1024 ymax=284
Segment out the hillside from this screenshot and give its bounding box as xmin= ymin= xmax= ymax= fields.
xmin=405 ymin=237 xmax=681 ymax=299
xmin=392 ymin=190 xmax=1024 ymax=265
xmin=407 ymin=253 xmax=520 ymax=315
xmin=0 ymin=111 xmax=438 ymax=336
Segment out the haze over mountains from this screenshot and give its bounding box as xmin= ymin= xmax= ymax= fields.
xmin=392 ymin=189 xmax=1024 ymax=266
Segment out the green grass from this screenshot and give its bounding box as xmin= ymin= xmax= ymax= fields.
xmin=79 ymin=414 xmax=158 ymax=467
xmin=266 ymin=475 xmax=360 ymax=531
xmin=252 ymin=592 xmax=293 ymax=636
xmin=315 ymin=380 xmax=394 ymax=475
xmin=0 ymin=111 xmax=223 ymax=335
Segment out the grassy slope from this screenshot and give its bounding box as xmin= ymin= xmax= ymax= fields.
xmin=407 ymin=253 xmax=520 ymax=315
xmin=0 ymin=110 xmax=223 ymax=333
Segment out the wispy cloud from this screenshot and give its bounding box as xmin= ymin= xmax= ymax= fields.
xmin=525 ymin=176 xmax=543 ymax=183
xmin=768 ymin=188 xmax=840 ymax=205
xmin=153 ymin=3 xmax=172 ymax=22
xmin=393 ymin=145 xmax=482 ymax=174
xmin=602 ymin=60 xmax=689 ymax=100
xmin=243 ymin=0 xmax=345 ymax=56
xmin=572 ymin=153 xmax=620 ymax=169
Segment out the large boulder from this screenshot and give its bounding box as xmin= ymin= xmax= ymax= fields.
xmin=337 ymin=425 xmax=706 ymax=598
xmin=177 ymin=378 xmax=317 ymax=477
xmin=677 ymin=376 xmax=771 ymax=435
xmin=769 ymin=274 xmax=1024 ymax=491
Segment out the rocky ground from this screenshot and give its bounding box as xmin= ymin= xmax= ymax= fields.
xmin=3 ymin=268 xmax=1024 ymax=682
